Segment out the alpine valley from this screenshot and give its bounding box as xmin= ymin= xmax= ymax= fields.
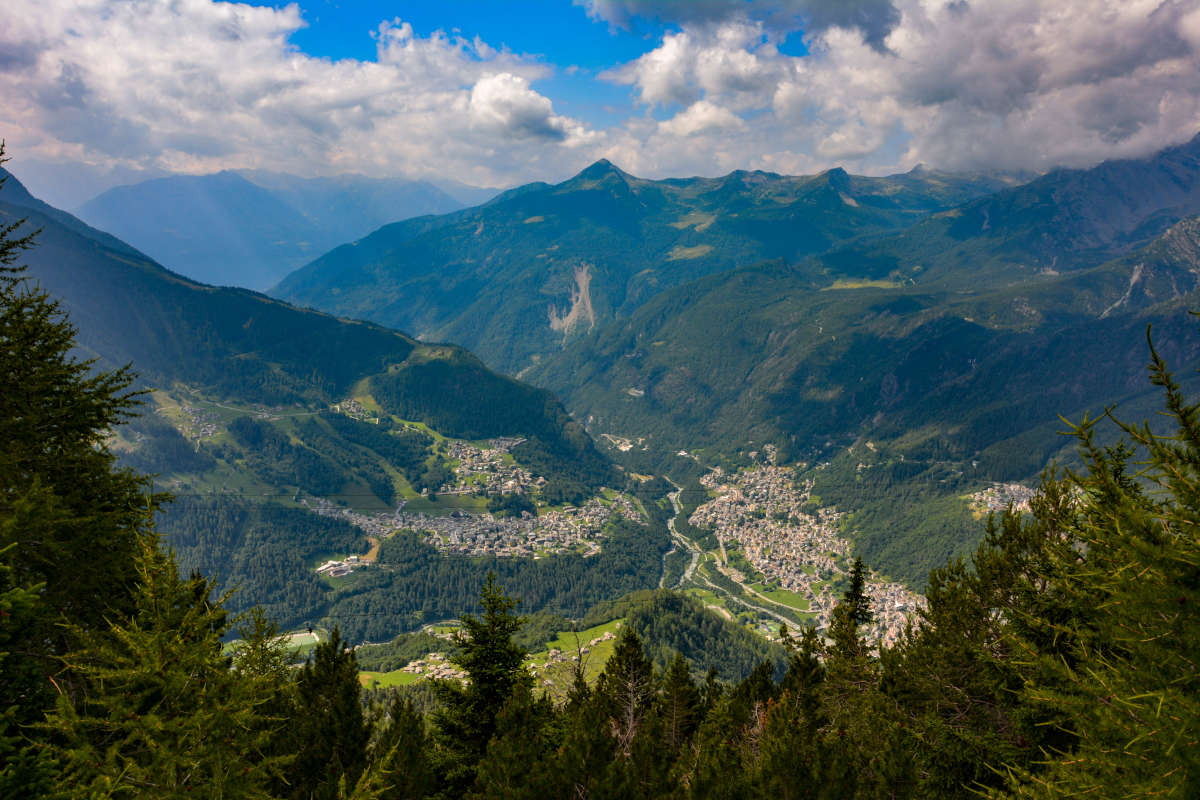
xmin=5 ymin=131 xmax=1200 ymax=709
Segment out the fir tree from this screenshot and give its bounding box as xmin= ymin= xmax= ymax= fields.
xmin=287 ymin=628 xmax=372 ymax=800
xmin=431 ymin=574 xmax=529 ymax=797
xmin=595 ymin=626 xmax=656 ymax=758
xmin=658 ymin=652 xmax=700 ymax=757
xmin=996 ymin=336 xmax=1200 ymax=796
xmin=46 ymin=532 xmax=283 ymax=798
xmin=351 ymin=694 xmax=436 ymax=800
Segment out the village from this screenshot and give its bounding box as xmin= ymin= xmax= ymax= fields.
xmin=689 ymin=463 xmax=924 ymax=647
xmin=438 ymin=438 xmax=546 ymax=496
xmin=398 ymin=493 xmax=641 ymax=558
xmin=303 ymin=460 xmax=643 ymax=572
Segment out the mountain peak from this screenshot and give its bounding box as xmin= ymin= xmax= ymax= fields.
xmin=813 ymin=166 xmax=852 ymax=192
xmin=574 ymin=158 xmax=629 ymax=182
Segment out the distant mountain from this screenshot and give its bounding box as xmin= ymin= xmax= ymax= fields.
xmin=428 ymin=176 xmax=505 ymax=207
xmin=273 ymin=159 xmax=1015 ymax=373
xmin=235 ymin=170 xmax=469 ymax=247
xmin=72 ymin=170 xmax=472 ymax=290
xmin=809 ymin=133 xmax=1200 ymax=289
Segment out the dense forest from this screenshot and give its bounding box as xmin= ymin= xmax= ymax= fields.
xmin=2 ymin=156 xmax=1197 ymax=798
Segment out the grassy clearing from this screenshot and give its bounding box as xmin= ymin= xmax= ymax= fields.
xmin=360 ymin=670 xmax=421 ymax=689
xmin=759 ymin=587 xmax=811 ymax=611
xmin=667 ymin=244 xmax=714 ymax=261
xmin=526 ymin=618 xmax=625 ymax=697
xmin=822 ymin=279 xmax=903 ymax=290
xmin=401 ymin=494 xmax=489 ymax=515
xmin=527 ymin=619 xmax=623 ymax=666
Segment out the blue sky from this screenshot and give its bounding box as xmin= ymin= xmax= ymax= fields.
xmin=245 ymin=1 xmax=806 ymax=129
xmin=255 ymin=0 xmax=652 ymax=127
xmin=2 ymin=1 xmax=1198 ymax=207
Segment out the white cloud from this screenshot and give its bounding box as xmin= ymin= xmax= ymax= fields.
xmin=576 ymin=0 xmax=901 ymax=48
xmin=598 ymin=0 xmax=1200 ymax=175
xmin=658 ymin=100 xmax=745 ymax=136
xmin=1 ymin=0 xmax=1198 ymax=196
xmin=469 ymin=73 xmax=590 ymax=142
xmin=0 ymin=1 xmax=592 ymax=187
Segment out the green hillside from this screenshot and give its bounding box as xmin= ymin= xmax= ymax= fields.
xmin=273 ymin=160 xmax=1013 ymax=373
xmin=0 ymin=169 xmax=639 ymax=639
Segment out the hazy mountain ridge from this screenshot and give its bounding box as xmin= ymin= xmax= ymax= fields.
xmin=70 ymin=169 xmax=490 ymax=290
xmin=810 ymin=132 xmax=1200 ymax=289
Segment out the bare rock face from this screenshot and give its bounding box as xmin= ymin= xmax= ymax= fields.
xmin=548 ymin=263 xmax=597 ymax=338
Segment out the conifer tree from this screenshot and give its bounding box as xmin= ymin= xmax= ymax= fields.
xmin=659 ymin=652 xmax=700 ymax=757
xmin=595 ymin=626 xmax=656 ymax=758
xmin=995 ymin=337 xmax=1200 ymax=796
xmin=0 ymin=142 xmax=162 ymax=792
xmin=351 ymin=694 xmax=436 ymax=800
xmin=47 ymin=532 xmax=283 ymax=798
xmin=468 ymin=690 xmax=557 ymax=799
xmin=0 ymin=549 xmax=56 ymax=797
xmin=432 ymin=574 xmax=529 ymax=797
xmin=287 ymin=628 xmax=372 ymax=800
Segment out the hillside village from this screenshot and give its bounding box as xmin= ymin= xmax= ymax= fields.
xmin=969 ymin=482 xmax=1037 ymax=515
xmin=304 ymin=489 xmax=643 ymax=563
xmin=405 ymin=493 xmax=641 ymax=558
xmin=438 ymin=438 xmax=546 ymax=496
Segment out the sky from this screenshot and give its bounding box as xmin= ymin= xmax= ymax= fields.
xmin=2 ymin=0 xmax=1200 ymax=207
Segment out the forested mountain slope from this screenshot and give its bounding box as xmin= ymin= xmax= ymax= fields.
xmin=0 ymin=168 xmax=641 ymax=638
xmin=807 ymin=132 xmax=1200 ymax=289
xmin=273 ymin=160 xmax=1015 ymax=373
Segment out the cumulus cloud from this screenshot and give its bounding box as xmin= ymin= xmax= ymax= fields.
xmin=2 ymin=0 xmax=1198 ymax=195
xmin=658 ymin=100 xmax=746 ymax=136
xmin=0 ymin=0 xmax=591 ymax=186
xmin=576 ymin=0 xmax=901 ymax=49
xmin=469 ymin=73 xmax=589 ymax=141
xmin=598 ymin=0 xmax=1200 ymax=175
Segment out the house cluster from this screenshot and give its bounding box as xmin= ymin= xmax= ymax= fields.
xmin=315 ymin=555 xmax=363 ymax=578
xmin=690 ymin=465 xmax=923 ymax=646
xmin=302 ymin=497 xmax=402 ymax=539
xmin=330 ymin=398 xmax=378 ymax=424
xmin=439 ymin=438 xmax=545 ymax=496
xmin=530 ymin=630 xmax=618 ymax=687
xmin=401 ymin=651 xmax=467 ymax=682
xmin=162 ymin=403 xmax=219 ymax=441
xmin=403 ymin=494 xmax=641 ymax=558
xmin=970 ymin=482 xmax=1036 ymax=515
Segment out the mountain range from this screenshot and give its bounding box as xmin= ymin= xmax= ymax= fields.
xmin=273 ymin=159 xmax=1020 ymax=373
xmin=11 ymin=132 xmax=1200 ymax=613
xmin=70 ymin=170 xmax=498 ymax=290
xmin=271 ymin=135 xmax=1200 ymax=584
